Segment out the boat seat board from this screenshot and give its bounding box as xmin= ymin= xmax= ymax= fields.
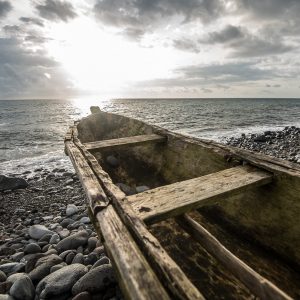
xmin=83 ymin=134 xmax=166 ymax=151
xmin=127 ymin=165 xmax=272 ymax=224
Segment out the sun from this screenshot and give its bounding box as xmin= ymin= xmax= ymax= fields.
xmin=44 ymin=17 xmax=179 ymax=96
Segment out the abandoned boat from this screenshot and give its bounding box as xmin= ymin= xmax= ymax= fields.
xmin=64 ymin=106 xmax=300 ymax=300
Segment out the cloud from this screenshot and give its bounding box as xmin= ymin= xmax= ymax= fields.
xmin=202 ymin=25 xmax=244 ymax=44
xmin=136 ymin=61 xmax=276 ymax=90
xmin=173 ymin=38 xmax=200 ymax=53
xmin=36 ymin=0 xmax=77 ymax=22
xmin=0 ymin=37 xmax=76 ymax=99
xmin=94 ymin=0 xmax=224 ymax=38
xmin=19 ymin=17 xmax=44 ymax=27
xmin=266 ymin=83 xmax=281 ymax=88
xmin=0 ymin=0 xmax=12 ymax=18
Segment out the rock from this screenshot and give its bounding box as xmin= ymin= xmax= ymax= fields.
xmin=91 ymin=257 xmax=110 ymax=269
xmin=10 ymin=252 xmax=24 ymax=262
xmin=106 ymin=155 xmax=119 ymax=167
xmin=0 ymin=247 xmax=16 ymax=256
xmin=39 ymin=233 xmax=52 ymax=243
xmin=79 ymin=217 xmax=90 ymax=224
xmin=84 ymin=253 xmax=98 ymax=266
xmin=115 ymin=183 xmax=135 ymax=195
xmin=9 ymin=274 xmax=35 ymax=300
xmin=50 ymin=263 xmax=66 ymax=273
xmin=36 ymin=264 xmax=88 ymax=299
xmin=59 ymin=250 xmax=76 ymax=261
xmin=0 ymin=175 xmax=28 ymax=191
xmin=93 ymin=246 xmax=105 ymax=257
xmin=136 ymin=185 xmax=150 ymax=193
xmin=72 ymin=253 xmax=84 ymax=264
xmin=65 ymin=252 xmax=76 ymax=265
xmin=28 ymin=225 xmax=53 ymax=240
xmin=23 ymin=253 xmax=46 ymax=273
xmin=24 ymin=243 xmax=41 ymax=254
xmin=0 ymin=262 xmax=25 ymax=275
xmin=72 ymin=265 xmax=115 ymax=295
xmin=87 ymin=237 xmax=97 ymax=252
xmin=0 ymin=281 xmax=12 ymax=294
xmin=0 ymin=270 xmax=7 ymax=282
xmin=29 ymin=254 xmax=63 ymax=284
xmin=49 ymin=234 xmax=60 ymax=244
xmin=56 ymin=231 xmax=88 ymax=253
xmin=66 ymin=204 xmax=78 ymax=217
xmin=72 ymin=291 xmax=92 ymax=300
xmin=58 ymin=229 xmax=70 ymax=239
xmin=60 ymin=218 xmax=74 ymax=228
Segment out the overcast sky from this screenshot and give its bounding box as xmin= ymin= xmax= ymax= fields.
xmin=0 ymin=0 xmax=299 ymax=99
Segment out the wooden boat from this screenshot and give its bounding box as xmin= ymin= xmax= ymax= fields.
xmin=64 ymin=106 xmax=300 ymax=300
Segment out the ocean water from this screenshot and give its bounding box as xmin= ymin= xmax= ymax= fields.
xmin=0 ymin=98 xmax=299 ymax=175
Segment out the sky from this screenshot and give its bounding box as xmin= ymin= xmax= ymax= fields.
xmin=0 ymin=0 xmax=299 ymax=99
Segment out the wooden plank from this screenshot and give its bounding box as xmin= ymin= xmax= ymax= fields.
xmin=83 ymin=134 xmax=166 ymax=151
xmin=65 ymin=141 xmax=109 ymax=213
xmin=73 ymin=126 xmax=204 ymax=300
xmin=177 ymin=215 xmax=292 ymax=300
xmin=128 ymin=166 xmax=272 ymax=224
xmin=96 ymin=206 xmax=170 ymax=300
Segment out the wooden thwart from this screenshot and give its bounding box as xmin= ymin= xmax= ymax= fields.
xmin=128 ymin=165 xmax=272 ymax=224
xmin=83 ymin=134 xmax=166 ymax=151
xmin=177 ymin=215 xmax=292 ymax=300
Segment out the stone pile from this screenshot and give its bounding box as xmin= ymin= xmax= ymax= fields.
xmin=0 ymin=169 xmax=122 ymax=300
xmin=226 ymin=126 xmax=300 ymax=163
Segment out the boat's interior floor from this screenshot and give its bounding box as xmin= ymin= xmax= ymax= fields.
xmin=150 ymin=213 xmax=300 ymax=299
xmin=96 ymin=152 xmax=300 ymax=299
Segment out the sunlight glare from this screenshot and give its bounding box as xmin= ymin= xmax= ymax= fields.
xmin=46 ymin=17 xmax=179 ymax=95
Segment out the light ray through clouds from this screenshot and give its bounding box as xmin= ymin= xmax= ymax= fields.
xmin=0 ymin=0 xmax=299 ymax=99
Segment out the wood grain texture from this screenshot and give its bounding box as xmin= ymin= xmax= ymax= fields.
xmin=177 ymin=215 xmax=292 ymax=300
xmin=73 ymin=127 xmax=204 ymax=300
xmin=128 ymin=165 xmax=272 ymax=224
xmin=97 ymin=206 xmax=170 ymax=300
xmin=65 ymin=140 xmax=109 ymax=213
xmin=83 ymin=134 xmax=166 ymax=151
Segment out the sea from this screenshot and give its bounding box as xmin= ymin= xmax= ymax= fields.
xmin=0 ymin=98 xmax=300 ymax=175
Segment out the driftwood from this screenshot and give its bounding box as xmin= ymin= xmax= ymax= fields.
xmin=83 ymin=134 xmax=166 ymax=151
xmin=128 ymin=165 xmax=272 ymax=224
xmin=177 ymin=215 xmax=292 ymax=300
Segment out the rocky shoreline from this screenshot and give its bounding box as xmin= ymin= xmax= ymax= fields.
xmin=0 ymin=169 xmax=122 ymax=300
xmin=225 ymin=126 xmax=300 ymax=163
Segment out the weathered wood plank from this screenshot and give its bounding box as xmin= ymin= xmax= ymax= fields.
xmin=177 ymin=215 xmax=292 ymax=300
xmin=128 ymin=166 xmax=272 ymax=224
xmin=65 ymin=141 xmax=109 ymax=213
xmin=96 ymin=206 xmax=170 ymax=300
xmin=83 ymin=134 xmax=166 ymax=151
xmin=73 ymin=127 xmax=204 ymax=300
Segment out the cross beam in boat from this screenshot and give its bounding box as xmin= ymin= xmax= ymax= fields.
xmin=83 ymin=134 xmax=166 ymax=151
xmin=127 ymin=165 xmax=272 ymax=224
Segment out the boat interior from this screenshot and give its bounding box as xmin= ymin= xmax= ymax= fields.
xmin=66 ymin=109 xmax=300 ymax=299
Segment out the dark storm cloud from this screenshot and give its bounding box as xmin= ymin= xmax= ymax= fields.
xmin=94 ymin=0 xmax=224 ymax=38
xmin=36 ymin=0 xmax=77 ymax=22
xmin=0 ymin=37 xmax=75 ymax=98
xmin=202 ymin=25 xmax=244 ymax=44
xmin=0 ymin=0 xmax=12 ymax=18
xmin=173 ymin=38 xmax=200 ymax=53
xmin=19 ymin=17 xmax=44 ymax=27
